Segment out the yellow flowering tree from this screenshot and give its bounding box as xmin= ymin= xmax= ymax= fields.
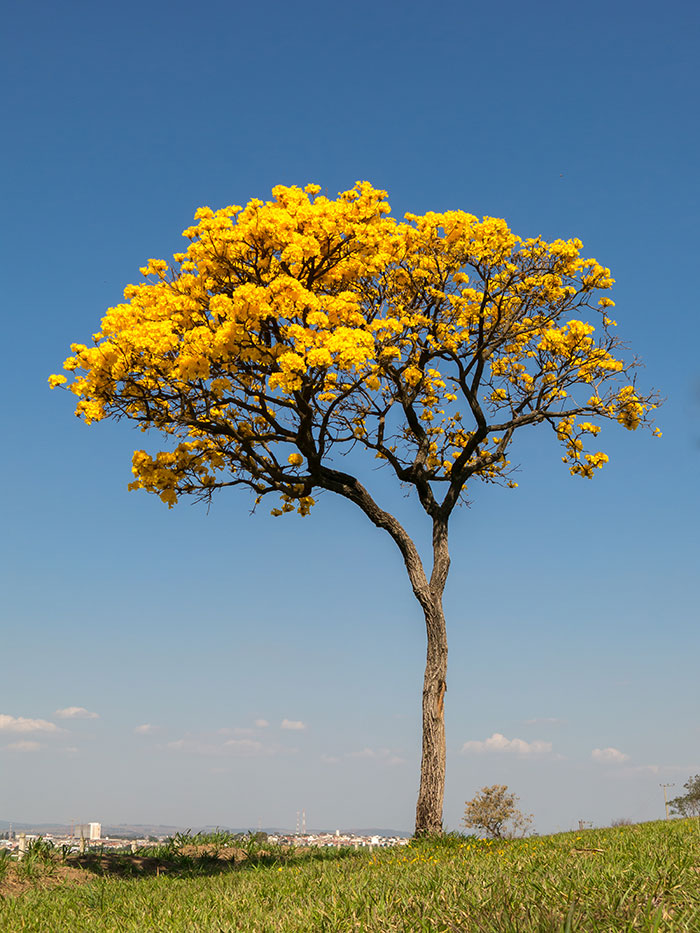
xmin=51 ymin=182 xmax=659 ymax=835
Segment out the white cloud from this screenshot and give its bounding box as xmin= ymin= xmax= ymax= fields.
xmin=347 ymin=747 xmax=377 ymax=759
xmin=6 ymin=740 xmax=41 ymax=752
xmin=255 ymin=719 xmax=269 ymax=728
xmin=54 ymin=707 xmax=99 ymax=720
xmin=0 ymin=714 xmax=60 ymax=734
xmin=461 ymin=732 xmax=552 ymax=756
xmin=321 ymin=754 xmax=340 ymax=765
xmin=346 ymin=747 xmax=406 ymax=765
xmin=592 ymin=746 xmax=629 ymax=764
xmin=281 ymin=719 xmax=306 ymax=731
xmin=134 ymin=724 xmax=155 ymax=735
xmin=164 ymin=736 xmax=277 ymax=758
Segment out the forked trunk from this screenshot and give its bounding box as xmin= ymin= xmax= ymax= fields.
xmin=314 ymin=468 xmax=451 ymax=837
xmin=414 ymin=594 xmax=448 ymax=835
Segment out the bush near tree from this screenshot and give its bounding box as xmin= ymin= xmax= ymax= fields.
xmin=669 ymin=776 xmax=700 ymax=818
xmin=463 ymin=784 xmax=533 ymax=839
xmin=51 ymin=182 xmax=660 ymax=835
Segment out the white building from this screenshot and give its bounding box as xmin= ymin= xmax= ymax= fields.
xmin=75 ymin=822 xmax=102 ymax=841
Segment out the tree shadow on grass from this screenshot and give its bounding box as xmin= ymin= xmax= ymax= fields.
xmin=68 ymin=845 xmax=361 ymax=881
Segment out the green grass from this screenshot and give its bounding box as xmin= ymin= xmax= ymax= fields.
xmin=1 ymin=820 xmax=699 ymax=931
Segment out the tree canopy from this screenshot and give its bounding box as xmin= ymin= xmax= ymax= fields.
xmin=51 ymin=182 xmax=658 ymax=518
xmin=669 ymin=776 xmax=700 ymax=818
xmin=463 ymin=784 xmax=533 ymax=839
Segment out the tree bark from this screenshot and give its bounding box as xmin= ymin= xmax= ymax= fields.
xmin=414 ymin=593 xmax=448 ymax=835
xmin=414 ymin=517 xmax=450 ymax=836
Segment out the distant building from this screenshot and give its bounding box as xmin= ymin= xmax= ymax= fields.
xmin=74 ymin=822 xmax=102 ymax=841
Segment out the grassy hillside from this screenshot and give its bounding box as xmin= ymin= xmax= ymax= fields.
xmin=1 ymin=819 xmax=698 ymax=931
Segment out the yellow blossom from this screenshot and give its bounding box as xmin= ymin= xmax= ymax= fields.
xmin=52 ymin=179 xmax=658 ymax=527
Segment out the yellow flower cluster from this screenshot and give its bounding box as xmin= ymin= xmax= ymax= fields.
xmin=50 ymin=182 xmax=659 ymax=511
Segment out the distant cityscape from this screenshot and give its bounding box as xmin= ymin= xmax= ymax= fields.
xmin=0 ymin=819 xmax=411 ymax=854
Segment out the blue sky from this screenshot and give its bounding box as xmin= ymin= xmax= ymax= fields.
xmin=2 ymin=0 xmax=698 ymax=834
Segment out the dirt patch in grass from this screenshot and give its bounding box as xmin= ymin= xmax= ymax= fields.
xmin=0 ymin=848 xmax=251 ymax=899
xmin=0 ymin=863 xmax=93 ymax=899
xmin=176 ymin=844 xmax=242 ymax=860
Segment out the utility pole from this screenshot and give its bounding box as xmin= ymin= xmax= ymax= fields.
xmin=660 ymin=783 xmax=675 ymax=820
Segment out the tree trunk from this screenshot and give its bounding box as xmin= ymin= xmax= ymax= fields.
xmin=413 ymin=517 xmax=450 ymax=835
xmin=414 ymin=593 xmax=448 ymax=835
xmin=312 ymin=467 xmax=451 ymax=837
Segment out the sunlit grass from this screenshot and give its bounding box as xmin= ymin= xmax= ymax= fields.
xmin=1 ymin=819 xmax=699 ymax=931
